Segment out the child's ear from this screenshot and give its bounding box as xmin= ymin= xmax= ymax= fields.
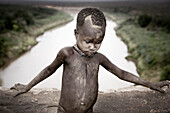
xmin=74 ymin=29 xmax=79 ymax=39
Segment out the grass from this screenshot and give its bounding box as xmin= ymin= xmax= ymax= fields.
xmin=115 ymin=20 xmax=170 ymax=82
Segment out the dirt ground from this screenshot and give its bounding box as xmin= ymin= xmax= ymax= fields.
xmin=0 ymin=86 xmax=169 ymax=113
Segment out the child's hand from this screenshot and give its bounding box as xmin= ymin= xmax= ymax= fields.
xmin=151 ymin=80 xmax=170 ymax=93
xmin=10 ymin=83 xmax=28 ymax=97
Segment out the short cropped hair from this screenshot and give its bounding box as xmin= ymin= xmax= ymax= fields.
xmin=76 ymin=8 xmax=106 ymax=29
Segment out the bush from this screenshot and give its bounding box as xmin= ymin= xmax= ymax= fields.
xmin=0 ymin=20 xmax=5 ymax=33
xmin=151 ymin=16 xmax=170 ymax=32
xmin=0 ymin=36 xmax=9 ymax=57
xmin=14 ymin=10 xmax=34 ymax=25
xmin=138 ymin=14 xmax=152 ymax=27
xmin=13 ymin=24 xmax=19 ymax=31
xmin=160 ymin=65 xmax=170 ymax=81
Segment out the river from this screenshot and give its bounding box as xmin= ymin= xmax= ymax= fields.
xmin=0 ymin=15 xmax=139 ymax=92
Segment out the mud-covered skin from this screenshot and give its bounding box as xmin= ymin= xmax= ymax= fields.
xmin=59 ymin=47 xmax=100 ymax=112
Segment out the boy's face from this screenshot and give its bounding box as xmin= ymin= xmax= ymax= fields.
xmin=75 ymin=15 xmax=105 ymax=57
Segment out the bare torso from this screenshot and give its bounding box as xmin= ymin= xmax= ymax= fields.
xmin=59 ymin=47 xmax=101 ymax=112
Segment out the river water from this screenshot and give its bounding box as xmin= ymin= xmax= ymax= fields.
xmin=0 ymin=15 xmax=138 ymax=92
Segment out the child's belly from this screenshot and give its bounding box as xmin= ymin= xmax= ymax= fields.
xmin=59 ymin=70 xmax=98 ymax=112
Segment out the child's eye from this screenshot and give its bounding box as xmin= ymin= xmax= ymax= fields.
xmin=85 ymin=40 xmax=91 ymax=43
xmin=96 ymin=41 xmax=101 ymax=44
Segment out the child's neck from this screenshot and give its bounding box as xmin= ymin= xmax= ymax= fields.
xmin=73 ymin=44 xmax=96 ymax=58
xmin=73 ymin=44 xmax=86 ymax=57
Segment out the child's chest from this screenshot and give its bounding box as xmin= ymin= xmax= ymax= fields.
xmin=61 ymin=56 xmax=100 ymax=111
xmin=65 ymin=56 xmax=100 ymax=76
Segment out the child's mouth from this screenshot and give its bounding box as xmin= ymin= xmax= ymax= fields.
xmin=84 ymin=51 xmax=96 ymax=57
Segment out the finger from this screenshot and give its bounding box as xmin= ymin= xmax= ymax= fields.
xmin=160 ymin=81 xmax=170 ymax=88
xmin=14 ymin=92 xmax=22 ymax=98
xmin=14 ymin=91 xmax=25 ymax=98
xmin=156 ymin=81 xmax=170 ymax=88
xmin=166 ymin=80 xmax=170 ymax=88
xmin=157 ymin=88 xmax=165 ymax=93
xmin=16 ymin=83 xmax=20 ymax=85
xmin=10 ymin=86 xmax=18 ymax=90
xmin=151 ymin=86 xmax=165 ymax=93
xmin=10 ymin=86 xmax=16 ymax=90
xmin=160 ymin=90 xmax=165 ymax=93
xmin=10 ymin=84 xmax=19 ymax=90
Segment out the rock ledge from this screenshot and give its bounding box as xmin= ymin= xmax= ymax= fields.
xmin=0 ymin=86 xmax=169 ymax=113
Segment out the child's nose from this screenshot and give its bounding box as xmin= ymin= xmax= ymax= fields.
xmin=89 ymin=44 xmax=96 ymax=51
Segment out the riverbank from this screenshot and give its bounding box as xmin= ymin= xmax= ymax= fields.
xmin=0 ymin=5 xmax=73 ymax=69
xmin=0 ymin=86 xmax=169 ymax=113
xmin=101 ymin=1 xmax=170 ymax=82
xmin=115 ymin=19 xmax=170 ymax=82
xmin=0 ymin=5 xmax=73 ymax=85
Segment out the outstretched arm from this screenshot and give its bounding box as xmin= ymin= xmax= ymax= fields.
xmin=99 ymin=54 xmax=169 ymax=93
xmin=11 ymin=48 xmax=68 ymax=96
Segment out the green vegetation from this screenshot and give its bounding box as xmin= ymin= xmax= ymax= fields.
xmin=0 ymin=4 xmax=73 ymax=68
xmin=137 ymin=14 xmax=152 ymax=28
xmin=101 ymin=2 xmax=170 ymax=82
xmin=115 ymin=21 xmax=170 ymax=82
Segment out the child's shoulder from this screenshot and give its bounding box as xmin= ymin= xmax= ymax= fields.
xmin=95 ymin=52 xmax=107 ymax=60
xmin=60 ymin=46 xmax=73 ymax=51
xmin=96 ymin=52 xmax=106 ymax=57
xmin=95 ymin=52 xmax=111 ymax=65
xmin=58 ymin=46 xmax=74 ymax=57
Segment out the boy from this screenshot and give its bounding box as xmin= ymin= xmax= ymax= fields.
xmin=11 ymin=8 xmax=169 ymax=113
